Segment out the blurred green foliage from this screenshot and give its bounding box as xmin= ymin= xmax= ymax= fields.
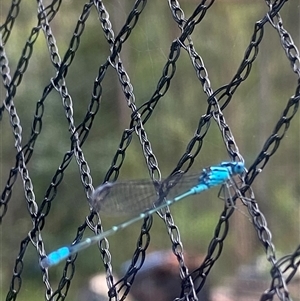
xmin=1 ymin=1 xmax=299 ymax=300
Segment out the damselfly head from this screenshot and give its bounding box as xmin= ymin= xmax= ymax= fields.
xmin=219 ymin=161 xmax=245 ymax=176
xmin=232 ymin=162 xmax=245 ymax=175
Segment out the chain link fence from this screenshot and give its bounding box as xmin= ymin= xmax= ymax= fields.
xmin=1 ymin=1 xmax=300 ymax=300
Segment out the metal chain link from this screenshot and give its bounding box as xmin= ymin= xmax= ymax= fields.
xmin=0 ymin=22 xmax=43 ymax=301
xmin=1 ymin=1 xmax=101 ymax=300
xmin=274 ymin=245 xmax=300 ymax=285
xmin=166 ymin=2 xmax=298 ymax=300
xmin=0 ymin=40 xmax=15 ymax=222
xmin=2 ymin=75 xmax=39 ymax=300
xmin=162 ymin=210 xmax=198 ymax=301
xmin=108 ymin=216 xmax=153 ymax=301
xmin=130 ymin=2 xmax=219 ymax=300
xmin=167 ymin=2 xmax=242 ymax=299
xmin=37 ymin=2 xmax=105 ymax=300
xmin=56 ymin=1 xmax=157 ymax=300
xmin=0 ymin=0 xmax=64 ymax=296
xmin=189 ymin=204 xmax=235 ymax=293
xmin=240 ymin=3 xmax=300 ymax=300
xmin=0 ymin=0 xmax=21 ymax=44
xmin=267 ymin=6 xmax=300 ymax=77
xmin=197 ymin=4 xmax=300 ymax=301
xmin=0 ymin=21 xmax=40 ymax=118
xmin=192 ymin=3 xmax=299 ymax=299
xmin=96 ymin=2 xmax=162 ymax=299
xmin=1 ymin=1 xmax=300 ymax=301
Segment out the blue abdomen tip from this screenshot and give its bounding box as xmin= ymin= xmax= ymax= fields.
xmin=41 ymin=246 xmax=70 ymax=268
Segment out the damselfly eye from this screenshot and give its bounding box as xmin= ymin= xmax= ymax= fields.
xmin=234 ymin=162 xmax=245 ymax=175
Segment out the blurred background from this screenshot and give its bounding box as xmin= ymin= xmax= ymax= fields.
xmin=1 ymin=1 xmax=300 ymax=300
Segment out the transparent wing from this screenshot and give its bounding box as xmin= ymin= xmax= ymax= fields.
xmin=90 ymin=173 xmax=203 ymax=215
xmin=218 ymin=180 xmax=252 ymax=222
xmin=91 ymin=179 xmax=157 ymax=215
